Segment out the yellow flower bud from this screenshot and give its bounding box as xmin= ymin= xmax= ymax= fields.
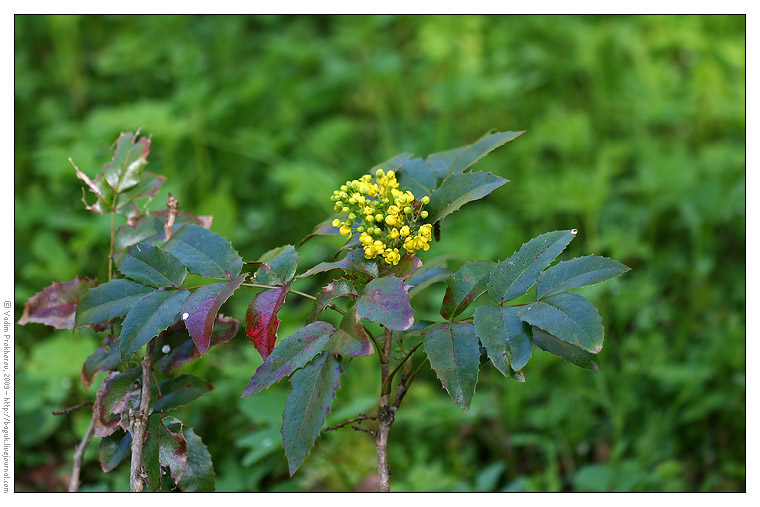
xmin=390 ymin=228 xmax=399 ymax=239
xmin=339 ymin=224 xmax=352 ymax=236
xmin=400 ymin=225 xmax=410 ymax=237
xmin=421 ymin=195 xmax=430 ymax=204
xmin=375 ymin=214 xmax=384 ymax=222
xmin=332 ymin=218 xmax=341 ymax=227
xmin=420 ymin=210 xmax=428 ymax=219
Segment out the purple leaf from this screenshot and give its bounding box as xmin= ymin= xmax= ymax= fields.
xmin=306 ymin=279 xmax=356 ymax=324
xmin=327 ymin=305 xmax=373 ymax=357
xmin=355 ymin=275 xmax=414 ymax=331
xmin=182 ymin=273 xmax=247 ymax=354
xmin=246 ymin=285 xmax=290 ymax=360
xmin=18 ymin=276 xmax=98 ymax=329
xmin=154 ymin=316 xmax=239 ymax=373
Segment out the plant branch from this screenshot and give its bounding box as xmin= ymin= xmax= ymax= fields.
xmin=129 ymin=340 xmax=154 ymax=492
xmin=375 ymin=327 xmax=394 ymax=492
xmin=67 ymin=414 xmax=96 ymax=492
xmin=52 ymin=401 xmax=92 ymax=416
xmin=324 ymin=414 xmax=377 ymax=432
xmin=109 ymin=211 xmax=114 ymax=281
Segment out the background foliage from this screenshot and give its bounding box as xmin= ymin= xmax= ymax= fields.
xmin=14 ymin=14 xmax=745 ymax=492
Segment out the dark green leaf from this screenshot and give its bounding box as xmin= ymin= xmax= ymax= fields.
xmin=120 ymin=289 xmax=190 ymax=363
xmin=162 ymin=224 xmax=242 ymax=280
xmin=114 ymin=211 xmax=213 ymax=253
xmin=440 ymin=261 xmax=495 ymax=320
xmin=116 ymin=242 xmax=187 ymax=288
xmin=254 ymin=245 xmax=299 ymax=286
xmin=355 ymin=275 xmax=414 ymax=331
xmin=371 ymin=152 xmax=413 ymax=172
xmin=246 ymin=285 xmax=290 ymax=360
xmin=536 ymin=255 xmax=631 ymax=300
xmin=92 ymin=368 xmax=141 ymax=437
xmin=75 ymin=279 xmax=153 ymax=328
xmin=297 ymin=219 xmax=340 ymax=248
xmin=488 ymin=230 xmax=577 ymax=303
xmin=18 ymin=276 xmax=98 ymax=329
xmin=427 ymin=171 xmax=508 ymax=223
xmin=81 ymin=334 xmax=120 ymax=390
xmin=473 ymin=305 xmax=533 ymax=373
xmin=113 ymin=172 xmax=166 ymax=218
xmin=306 ymin=279 xmax=356 ymax=324
xmin=178 ymin=427 xmax=215 ymax=491
xmin=154 ymin=315 xmax=239 ymax=373
xmin=422 ymin=321 xmax=480 ymax=411
xmin=326 ymin=305 xmax=373 ymax=357
xmin=142 ymin=413 xmax=162 ymax=490
xmin=154 ymin=374 xmax=213 ymax=412
xmin=396 ymin=157 xmax=437 ymax=198
xmin=181 ymin=273 xmax=247 ymax=354
xmin=298 ymin=248 xmax=379 ymax=279
xmin=99 ymin=431 xmax=132 ymax=473
xmin=282 ymin=352 xmax=342 ymax=475
xmin=103 ymin=131 xmax=151 ymax=193
xmin=242 ymin=321 xmax=336 ymax=397
xmin=532 ymin=327 xmax=600 ymax=372
xmin=442 ymin=130 xmax=525 ymax=179
xmin=517 ymin=293 xmax=604 ymax=353
xmin=407 ymin=267 xmax=451 ymax=297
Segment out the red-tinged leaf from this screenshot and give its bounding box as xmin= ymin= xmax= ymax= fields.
xmin=246 ymin=285 xmax=290 ymax=360
xmin=73 ymin=159 xmax=113 ymax=215
xmin=153 ymin=316 xmax=239 ymax=373
xmin=298 ymin=248 xmax=379 ymax=279
xmin=355 ymin=275 xmax=414 ymax=331
xmin=306 ymin=279 xmax=357 ymax=324
xmin=327 ymin=305 xmax=373 ymax=357
xmin=103 ymin=132 xmax=151 ymax=193
xmin=92 ymin=368 xmax=141 ymax=437
xmin=254 ymin=245 xmax=299 ymax=286
xmin=114 ymin=211 xmax=213 ymax=253
xmin=159 ymin=417 xmax=189 ymax=486
xmin=81 ymin=334 xmax=120 ymax=390
xmin=114 ymin=172 xmax=166 ymax=218
xmin=181 ymin=273 xmax=247 ymax=354
xmin=18 ymin=276 xmax=98 ymax=329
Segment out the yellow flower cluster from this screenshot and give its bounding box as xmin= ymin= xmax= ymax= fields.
xmin=331 ymin=169 xmax=432 ymax=265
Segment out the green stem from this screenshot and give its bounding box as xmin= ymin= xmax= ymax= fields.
xmin=108 ymin=211 xmax=114 ymax=281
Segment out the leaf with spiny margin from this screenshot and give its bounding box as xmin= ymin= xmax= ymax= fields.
xmin=153 ymin=315 xmax=239 ymax=373
xmin=298 ymin=248 xmax=379 ymax=279
xmin=153 ymin=375 xmax=213 ymax=412
xmin=306 ymin=279 xmax=356 ymax=324
xmin=158 ymin=417 xmax=189 ymax=487
xmin=396 ymin=157 xmax=437 ymax=198
xmin=371 ymin=152 xmax=413 ymax=172
xmin=74 ymin=163 xmax=113 ymax=215
xmin=116 ymin=242 xmax=187 ymax=288
xmin=422 ymin=321 xmax=481 ymax=411
xmin=426 ymin=171 xmax=508 ymax=224
xmin=114 ymin=172 xmax=166 ymax=218
xmin=297 ymin=219 xmax=340 ymax=247
xmin=75 ymin=279 xmax=154 ymax=328
xmin=18 ymin=276 xmax=98 ymax=329
xmin=242 ymin=321 xmax=336 ymax=397
xmin=99 ymin=431 xmax=132 ymax=472
xmin=282 ymin=352 xmax=342 ymax=475
xmin=327 ymin=305 xmax=373 ymax=357
xmin=81 ymin=334 xmax=120 ymax=390
xmin=181 ymin=273 xmax=247 ymax=354
xmin=440 ymin=261 xmax=495 ymax=320
xmin=246 ymin=286 xmax=290 ymax=360
xmin=114 ymin=211 xmax=212 ymax=253
xmin=442 ymin=130 xmax=525 ymax=179
xmin=532 ymin=327 xmax=600 ymax=372
xmin=517 ymin=293 xmax=604 ymax=353
xmin=488 ymin=230 xmax=577 ymax=303
xmin=408 ymin=267 xmax=451 ymax=297
xmin=178 ymin=426 xmax=215 ymax=491
xmin=355 ymin=275 xmax=414 ymax=331
xmin=162 ymin=224 xmax=242 ymax=281
xmin=473 ymin=305 xmax=533 ymax=373
xmin=537 ymin=255 xmax=631 ymax=300
xmin=103 ymin=131 xmax=151 ymax=193
xmin=120 ymin=289 xmax=190 ymax=363
xmin=92 ymin=368 xmax=141 ymax=437
xmin=254 ymin=245 xmax=299 ymax=286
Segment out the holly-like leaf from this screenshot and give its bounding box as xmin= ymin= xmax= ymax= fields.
xmin=103 ymin=131 xmax=151 ymax=193
xmin=120 ymin=289 xmax=190 ymax=363
xmin=326 ymin=305 xmax=373 ymax=357
xmin=154 ymin=315 xmax=239 ymax=373
xmin=422 ymin=321 xmax=480 ymax=411
xmin=242 ymin=321 xmax=336 ymax=397
xmin=18 ymin=276 xmax=98 ymax=329
xmin=488 ymin=230 xmax=577 ymax=304
xmin=396 ymin=157 xmax=437 ymax=198
xmin=99 ymin=431 xmax=132 ymax=472
xmin=254 ymin=245 xmax=299 ymax=286
xmin=517 ymin=292 xmax=604 ymax=353
xmin=81 ymin=334 xmax=120 ymax=390
xmin=113 ymin=172 xmax=166 ymax=218
xmin=116 ymin=242 xmax=187 ymax=288
xmin=440 ymin=261 xmax=495 ymax=320
xmin=532 ymin=327 xmax=600 ymax=372
xmin=282 ymin=352 xmax=342 ymax=475
xmin=306 ymin=279 xmax=357 ymax=324
xmin=153 ymin=374 xmax=213 ymax=412
xmin=355 ymin=275 xmax=414 ymax=331
xmin=426 ymin=171 xmax=508 ymax=224
xmin=379 ymin=253 xmax=423 ymax=279
xmin=473 ymin=305 xmax=533 ymax=374
xmin=407 ymin=267 xmax=451 ymax=297
xmin=158 ymin=417 xmax=189 ymax=487
xmin=536 ymin=255 xmax=631 ymax=300
xmin=297 ymin=219 xmax=340 ymax=248
xmin=181 ymin=273 xmax=247 ymax=354
xmin=75 ymin=279 xmax=154 ymax=328
xmin=92 ymin=368 xmax=141 ymax=437
xmin=74 ymin=162 xmax=113 ymax=215
xmin=246 ymin=286 xmax=290 ymax=360
xmin=114 ymin=211 xmax=213 ymax=253
xmin=298 ymin=248 xmax=380 ymax=279
xmin=178 ymin=427 xmax=215 ymax=492
xmin=372 ymin=152 xmax=413 ymax=172
xmin=162 ymin=224 xmax=242 ymax=281
xmin=440 ymin=130 xmax=525 ymax=179
xmin=142 ymin=413 xmax=162 ymax=490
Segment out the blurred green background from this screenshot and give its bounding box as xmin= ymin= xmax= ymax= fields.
xmin=14 ymin=15 xmax=745 ymax=492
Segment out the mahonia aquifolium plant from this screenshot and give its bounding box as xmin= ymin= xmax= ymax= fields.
xmin=19 ymin=128 xmax=630 ymax=493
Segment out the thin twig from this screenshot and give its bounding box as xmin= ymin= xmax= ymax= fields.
xmin=324 ymin=414 xmax=378 ymax=432
xmin=52 ymin=401 xmax=92 ymax=416
xmin=68 ymin=415 xmax=96 ymax=492
xmin=353 ymin=426 xmax=377 ymax=438
xmin=163 ymin=193 xmax=178 ymax=241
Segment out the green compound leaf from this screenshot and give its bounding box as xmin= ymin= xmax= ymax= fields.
xmin=103 ymin=131 xmax=151 ymax=193
xmin=81 ymin=334 xmax=120 ymax=390
xmin=473 ymin=305 xmax=533 ymax=373
xmin=181 ymin=273 xmax=247 ymax=354
xmin=254 ymin=245 xmax=299 ymax=286
xmin=488 ymin=230 xmax=577 ymax=303
xmin=517 ymin=292 xmax=604 ymax=353
xmin=298 ymin=248 xmax=379 ymax=279
xmin=18 ymin=275 xmax=98 ymax=330
xmin=99 ymin=431 xmax=132 ymax=473
xmin=116 ymin=242 xmax=187 ymax=288
xmin=306 ymin=279 xmax=357 ymax=324
xmin=153 ymin=374 xmax=213 ymax=412
xmin=372 ymin=152 xmax=413 ymax=172
xmin=536 ymin=255 xmax=631 ymax=300
xmin=396 ymin=157 xmax=438 ymax=198
xmin=114 ymin=172 xmax=166 ymax=218
xmin=92 ymin=367 xmax=141 ymax=437
xmin=120 ymin=289 xmax=190 ymax=363
xmin=179 ymin=426 xmax=215 ymax=491
xmin=355 ymin=275 xmax=414 ymax=331
xmin=443 ymin=130 xmax=525 ymax=179
xmin=75 ymin=279 xmax=154 ymax=328
xmin=426 ymin=171 xmax=508 ymax=224
xmin=162 ymin=224 xmax=243 ymax=281
xmin=422 ymin=321 xmax=481 ymax=411
xmin=246 ymin=285 xmax=290 ymax=360
xmin=326 ymin=305 xmax=373 ymax=357
xmin=282 ymin=352 xmax=342 ymax=476
xmin=532 ymin=327 xmax=601 ymax=373
xmin=242 ymin=321 xmax=336 ymax=397
xmin=154 ymin=315 xmax=239 ymax=374
xmin=440 ymin=261 xmax=495 ymax=320
xmin=407 ymin=266 xmax=451 ymax=297
xmin=114 ymin=211 xmax=212 ymax=253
